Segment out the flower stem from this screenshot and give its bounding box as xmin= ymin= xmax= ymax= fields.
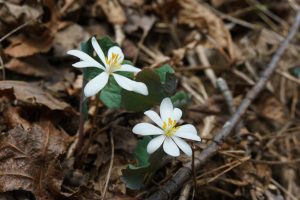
xmin=75 ymin=85 xmax=85 ymax=156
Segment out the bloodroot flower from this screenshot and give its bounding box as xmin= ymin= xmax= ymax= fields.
xmin=133 ymin=98 xmax=201 ymax=157
xmin=67 ymin=37 xmax=148 ymax=97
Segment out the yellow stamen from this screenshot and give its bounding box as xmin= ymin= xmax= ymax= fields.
xmin=165 ymin=126 xmax=179 ymax=137
xmin=168 ymin=118 xmax=172 ymax=126
xmin=163 ymin=122 xmax=167 ymax=130
xmin=105 ymin=53 xmax=121 ymax=72
xmin=163 ymin=117 xmax=178 ymax=137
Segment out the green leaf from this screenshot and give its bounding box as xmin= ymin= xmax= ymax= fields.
xmin=121 ymin=65 xmax=177 ymax=112
xmin=133 ymin=136 xmax=152 ymax=167
xmin=121 ymin=68 xmax=166 ymax=111
xmin=291 ymin=67 xmax=300 ymax=79
xmin=121 ymin=144 xmax=166 ymax=190
xmin=154 ymin=64 xmax=175 ymax=83
xmin=162 ymin=73 xmax=177 ymax=96
xmin=100 ymin=69 xmax=133 ymax=109
xmin=100 ymin=77 xmax=122 ymax=108
xmin=171 ymin=91 xmax=191 ymax=108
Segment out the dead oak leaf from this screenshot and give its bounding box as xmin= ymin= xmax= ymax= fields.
xmin=0 ymin=81 xmax=70 ymax=111
xmin=5 ymin=55 xmax=56 ymax=78
xmin=96 ymin=0 xmax=126 ymax=24
xmin=178 ymin=0 xmax=236 ymax=61
xmin=4 ymin=24 xmax=54 ymax=57
xmin=0 ymin=121 xmax=69 ymax=200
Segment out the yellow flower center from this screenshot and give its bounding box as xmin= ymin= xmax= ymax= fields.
xmin=106 ymin=53 xmax=121 ymax=73
xmin=163 ymin=117 xmax=178 ymax=137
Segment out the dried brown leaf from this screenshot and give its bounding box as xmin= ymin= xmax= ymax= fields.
xmin=258 ymin=95 xmax=288 ymax=125
xmin=4 ymin=25 xmax=54 ymax=57
xmin=3 ymin=106 xmax=31 ymax=130
xmin=178 ymin=0 xmax=236 ymax=61
xmin=5 ymin=55 xmax=55 ymax=77
xmin=0 ymin=121 xmax=69 ymax=199
xmin=0 ymin=1 xmax=41 ymax=36
xmin=53 ymin=23 xmax=90 ymax=57
xmin=96 ymin=0 xmax=126 ymax=25
xmin=0 ymin=81 xmax=70 ymax=110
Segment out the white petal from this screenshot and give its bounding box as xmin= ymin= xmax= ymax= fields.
xmin=147 ymin=135 xmax=165 ymax=154
xmin=112 ymin=73 xmax=148 ymax=95
xmin=144 ymin=110 xmax=163 ymax=128
xmin=84 ymin=72 xmax=109 ymax=97
xmin=174 ymin=125 xmax=201 ymax=141
xmin=91 ymin=37 xmax=108 ymax=68
xmin=172 ymin=136 xmax=192 ymax=156
xmin=115 ymin=64 xmax=141 ymax=73
xmin=163 ymin=137 xmax=180 ymax=157
xmin=177 ymin=124 xmax=198 ymax=135
xmin=132 ymin=123 xmax=164 ymax=136
xmin=171 ymin=108 xmax=182 ymax=122
xmin=72 ymin=61 xmax=105 ymax=70
xmin=108 ymin=46 xmax=124 ymax=64
xmin=160 ymin=98 xmax=173 ymax=122
xmin=67 ymin=50 xmax=104 ymax=69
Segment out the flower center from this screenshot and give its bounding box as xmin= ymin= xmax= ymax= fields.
xmin=163 ymin=117 xmax=178 ymax=137
xmin=106 ymin=53 xmax=121 ymax=73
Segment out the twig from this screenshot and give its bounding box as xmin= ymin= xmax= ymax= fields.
xmin=0 ymin=56 xmax=5 ymax=80
xmin=271 ymin=178 xmax=298 ymax=200
xmin=0 ymin=19 xmax=35 ymax=43
xmin=232 ymin=68 xmax=255 ymax=85
xmin=114 ymin=24 xmax=125 ymax=45
xmin=195 ymin=45 xmax=217 ymax=87
xmin=101 ymin=128 xmax=115 ymax=200
xmin=178 ymin=183 xmax=192 ymax=200
xmin=144 ymin=9 xmax=300 ymax=200
xmin=216 ymin=78 xmax=235 ymax=114
xmin=181 ymin=77 xmax=206 ymax=104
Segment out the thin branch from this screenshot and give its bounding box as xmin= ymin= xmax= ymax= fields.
xmin=101 ymin=128 xmax=115 ymax=200
xmin=0 ymin=56 xmax=5 ymax=80
xmin=144 ymin=9 xmax=300 ymax=200
xmin=0 ymin=19 xmax=35 ymax=43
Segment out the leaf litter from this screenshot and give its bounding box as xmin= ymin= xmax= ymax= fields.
xmin=1 ymin=0 xmax=300 ymax=199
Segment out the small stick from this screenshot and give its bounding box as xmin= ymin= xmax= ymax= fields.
xmin=216 ymin=78 xmax=235 ymax=114
xmin=178 ymin=183 xmax=192 ymax=200
xmin=195 ymin=45 xmax=217 ymax=87
xmin=0 ymin=56 xmax=5 ymax=80
xmin=0 ymin=19 xmax=35 ymax=43
xmin=101 ymin=128 xmax=115 ymax=200
xmin=271 ymin=178 xmax=298 ymax=200
xmin=114 ymin=24 xmax=125 ymax=45
xmin=145 ymin=9 xmax=300 ymax=200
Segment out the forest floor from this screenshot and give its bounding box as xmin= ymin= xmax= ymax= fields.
xmin=1 ymin=0 xmax=300 ymax=199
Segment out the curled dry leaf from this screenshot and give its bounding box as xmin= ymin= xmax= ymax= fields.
xmin=96 ymin=0 xmax=126 ymax=24
xmin=0 ymin=121 xmax=69 ymax=199
xmin=258 ymin=95 xmax=288 ymax=125
xmin=5 ymin=55 xmax=56 ymax=77
xmin=0 ymin=81 xmax=70 ymax=110
xmin=4 ymin=24 xmax=54 ymax=57
xmin=3 ymin=0 xmax=60 ymax=57
xmin=3 ymin=106 xmax=31 ymax=130
xmin=53 ymin=23 xmax=90 ymax=57
xmin=178 ymin=0 xmax=236 ymax=61
xmin=0 ymin=1 xmax=41 ymax=36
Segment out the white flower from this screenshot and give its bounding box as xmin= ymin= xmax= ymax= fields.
xmin=133 ymin=98 xmax=201 ymax=157
xmin=67 ymin=37 xmax=148 ymax=97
